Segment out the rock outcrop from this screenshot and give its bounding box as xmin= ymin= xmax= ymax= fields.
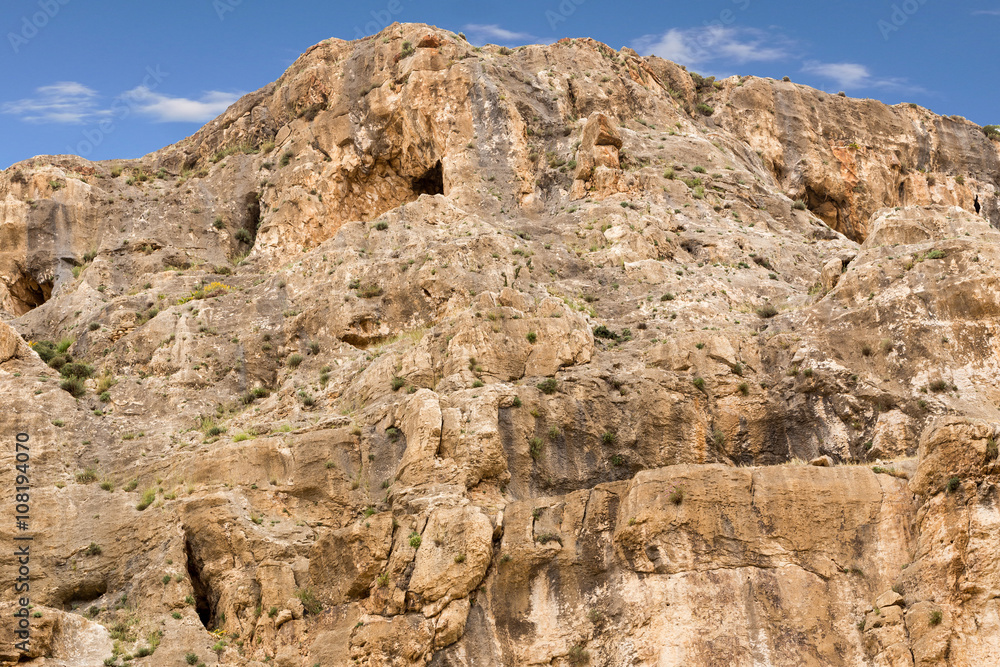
xmin=1 ymin=22 xmax=1000 ymax=667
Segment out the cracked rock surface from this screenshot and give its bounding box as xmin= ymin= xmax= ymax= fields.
xmin=2 ymin=23 xmax=1000 ymax=667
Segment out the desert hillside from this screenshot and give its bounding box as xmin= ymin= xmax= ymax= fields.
xmin=1 ymin=22 xmax=999 ymax=667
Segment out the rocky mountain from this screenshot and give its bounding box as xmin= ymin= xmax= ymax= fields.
xmin=1 ymin=22 xmax=999 ymax=667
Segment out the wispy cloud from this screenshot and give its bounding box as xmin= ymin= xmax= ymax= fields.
xmin=631 ymin=26 xmax=793 ymax=68
xmin=1 ymin=82 xmax=110 ymax=124
xmin=462 ymin=23 xmax=536 ymax=45
xmin=3 ymin=81 xmax=242 ymax=125
xmin=800 ymin=60 xmax=921 ymax=92
xmin=801 ymin=62 xmax=872 ymax=88
xmin=121 ymin=87 xmax=242 ymax=123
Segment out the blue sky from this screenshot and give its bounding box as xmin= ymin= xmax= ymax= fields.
xmin=1 ymin=0 xmax=996 ymax=169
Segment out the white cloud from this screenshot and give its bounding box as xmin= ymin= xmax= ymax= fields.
xmin=122 ymin=87 xmax=243 ymax=123
xmin=800 ymin=60 xmax=921 ymax=93
xmin=462 ymin=23 xmax=536 ymax=45
xmin=801 ymin=61 xmax=872 ymax=88
xmin=1 ymin=81 xmax=110 ymax=124
xmin=631 ymin=26 xmax=792 ymax=68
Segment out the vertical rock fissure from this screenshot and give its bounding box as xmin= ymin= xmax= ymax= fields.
xmin=185 ymin=537 xmax=214 ymax=630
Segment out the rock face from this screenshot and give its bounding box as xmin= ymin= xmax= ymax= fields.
xmin=1 ymin=22 xmax=1000 ymax=667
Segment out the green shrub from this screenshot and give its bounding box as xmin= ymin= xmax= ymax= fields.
xmin=401 ymin=41 xmax=415 ymax=58
xmin=59 ymin=376 xmax=87 ymax=397
xmin=279 ymin=150 xmax=294 ymax=167
xmin=88 ymin=322 xmax=100 ymax=331
xmin=696 ymin=103 xmax=714 ymax=116
xmin=529 ymin=437 xmax=543 ymax=460
xmin=288 ymin=354 xmax=303 ymax=368
xmin=755 ymin=303 xmax=778 ymax=318
xmin=235 ymin=228 xmax=252 ymax=244
xmin=929 ymin=610 xmax=943 ymax=625
xmin=661 ymin=293 xmax=674 ymax=301
xmin=186 ymin=653 xmax=199 ymax=665
xmin=357 ymin=284 xmax=384 ymax=298
xmin=568 ymin=645 xmax=590 ymax=665
xmin=946 ymin=476 xmax=960 ymax=493
xmin=213 ymin=217 xmax=225 ymax=230
xmin=693 ymin=377 xmax=706 ymax=390
xmin=601 ymin=432 xmax=616 ymax=445
xmin=526 ymin=331 xmax=537 ymax=343
xmin=692 ymin=166 xmax=706 ymax=174
xmin=76 ymin=468 xmax=98 ymax=484
xmin=85 ymin=542 xmax=102 ymax=556
xmin=593 ymin=325 xmax=618 ymax=340
xmin=136 ymin=488 xmax=156 ymax=511
xmin=374 ymin=221 xmax=389 ymax=231
xmin=61 ymin=362 xmax=94 ymax=379
xmin=669 ymin=487 xmax=684 ymax=505
xmin=409 ymin=532 xmax=422 ymax=548
xmin=295 ymin=588 xmax=322 ymax=615
xmin=537 ymin=378 xmax=558 ymax=395
xmin=929 ymin=379 xmax=950 ymax=393
xmin=792 ymin=199 xmax=808 ymax=210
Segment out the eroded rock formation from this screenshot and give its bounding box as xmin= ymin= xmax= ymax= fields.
xmin=2 ymin=23 xmax=1000 ymax=667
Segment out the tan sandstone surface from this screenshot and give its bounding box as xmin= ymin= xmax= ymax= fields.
xmin=1 ymin=23 xmax=999 ymax=666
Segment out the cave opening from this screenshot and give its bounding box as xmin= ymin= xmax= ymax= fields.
xmin=8 ymin=272 xmax=53 ymax=316
xmin=185 ymin=537 xmax=214 ymax=630
xmin=412 ymin=160 xmax=444 ymax=196
xmin=975 ymin=195 xmax=981 ymax=215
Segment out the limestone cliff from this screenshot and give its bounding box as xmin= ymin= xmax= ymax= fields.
xmin=1 ymin=23 xmax=999 ymax=667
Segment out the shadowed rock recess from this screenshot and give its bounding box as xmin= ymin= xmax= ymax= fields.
xmin=2 ymin=23 xmax=1000 ymax=667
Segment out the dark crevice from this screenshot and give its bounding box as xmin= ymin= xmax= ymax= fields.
xmin=185 ymin=537 xmax=214 ymax=630
xmin=975 ymin=195 xmax=981 ymax=215
xmin=412 ymin=160 xmax=444 ymax=196
xmin=244 ymin=191 xmax=262 ymax=238
xmin=60 ymin=579 xmax=107 ymax=611
xmin=8 ymin=272 xmax=53 ymax=315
